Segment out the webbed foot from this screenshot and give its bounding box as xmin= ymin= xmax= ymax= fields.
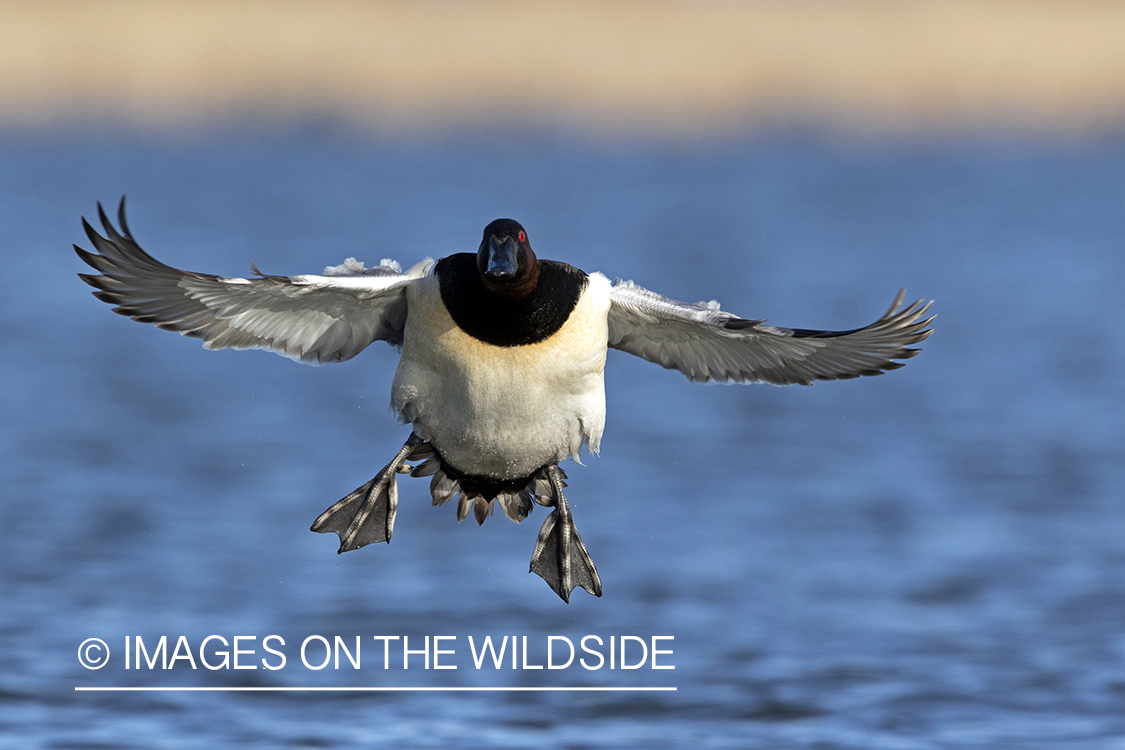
xmin=311 ymin=434 xmax=425 ymax=552
xmin=529 ymin=465 xmax=602 ymax=602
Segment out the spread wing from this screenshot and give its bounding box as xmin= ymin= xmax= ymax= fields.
xmin=75 ymin=199 xmax=432 ymax=364
xmin=607 ymin=280 xmax=933 ymax=385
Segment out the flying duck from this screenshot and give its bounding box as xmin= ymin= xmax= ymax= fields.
xmin=76 ymin=200 xmax=934 ymax=602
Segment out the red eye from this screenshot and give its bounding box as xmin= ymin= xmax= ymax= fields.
xmin=518 ymin=231 xmax=527 ymax=242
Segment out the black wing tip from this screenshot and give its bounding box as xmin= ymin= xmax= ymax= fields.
xmin=116 ymin=195 xmax=130 ymax=236
xmin=80 ymin=195 xmax=130 ymax=245
xmin=80 ymin=215 xmax=101 ymax=245
xmin=74 ymin=244 xmax=103 ymax=270
xmin=96 ymin=201 xmax=112 ymax=232
xmin=79 ymin=274 xmax=119 ymax=294
xmin=80 ymin=210 xmax=116 ymax=258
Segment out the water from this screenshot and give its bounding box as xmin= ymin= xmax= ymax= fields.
xmin=2 ymin=126 xmax=1124 ymax=748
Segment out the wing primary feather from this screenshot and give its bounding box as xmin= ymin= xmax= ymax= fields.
xmin=76 ymin=200 xmax=421 ymax=363
xmin=608 ymin=280 xmax=933 ymax=386
xmin=116 ymin=196 xmax=132 ymax=238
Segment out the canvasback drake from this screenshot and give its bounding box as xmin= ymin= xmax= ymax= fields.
xmin=76 ymin=200 xmax=934 ymax=602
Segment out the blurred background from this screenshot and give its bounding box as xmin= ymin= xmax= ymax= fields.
xmin=2 ymin=2 xmax=1124 ymax=748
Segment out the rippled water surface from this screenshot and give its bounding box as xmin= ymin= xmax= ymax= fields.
xmin=2 ymin=128 xmax=1124 ymax=748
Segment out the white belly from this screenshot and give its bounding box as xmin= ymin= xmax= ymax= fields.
xmin=391 ymin=272 xmax=612 ymax=480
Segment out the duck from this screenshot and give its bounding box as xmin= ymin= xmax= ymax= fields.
xmin=76 ymin=199 xmax=934 ymax=602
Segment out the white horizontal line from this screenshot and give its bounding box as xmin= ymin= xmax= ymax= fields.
xmin=76 ymin=686 xmax=676 ymax=692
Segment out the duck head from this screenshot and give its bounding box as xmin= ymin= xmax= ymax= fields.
xmin=477 ymin=218 xmax=539 ymax=300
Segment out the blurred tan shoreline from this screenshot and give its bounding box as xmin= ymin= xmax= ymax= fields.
xmin=2 ymin=0 xmax=1124 ymax=135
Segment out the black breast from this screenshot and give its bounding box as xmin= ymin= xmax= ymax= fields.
xmin=436 ymin=254 xmax=588 ymax=347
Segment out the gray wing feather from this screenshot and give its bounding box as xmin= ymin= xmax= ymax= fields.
xmin=607 ymin=279 xmax=933 ymax=385
xmin=75 ymin=199 xmax=430 ymax=364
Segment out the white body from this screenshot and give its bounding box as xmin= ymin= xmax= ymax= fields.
xmin=391 ymin=272 xmax=613 ymax=480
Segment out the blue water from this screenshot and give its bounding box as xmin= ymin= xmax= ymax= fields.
xmin=2 ymin=126 xmax=1124 ymax=748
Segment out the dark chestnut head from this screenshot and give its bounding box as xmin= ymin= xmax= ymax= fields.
xmin=477 ymin=218 xmax=539 ymax=299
